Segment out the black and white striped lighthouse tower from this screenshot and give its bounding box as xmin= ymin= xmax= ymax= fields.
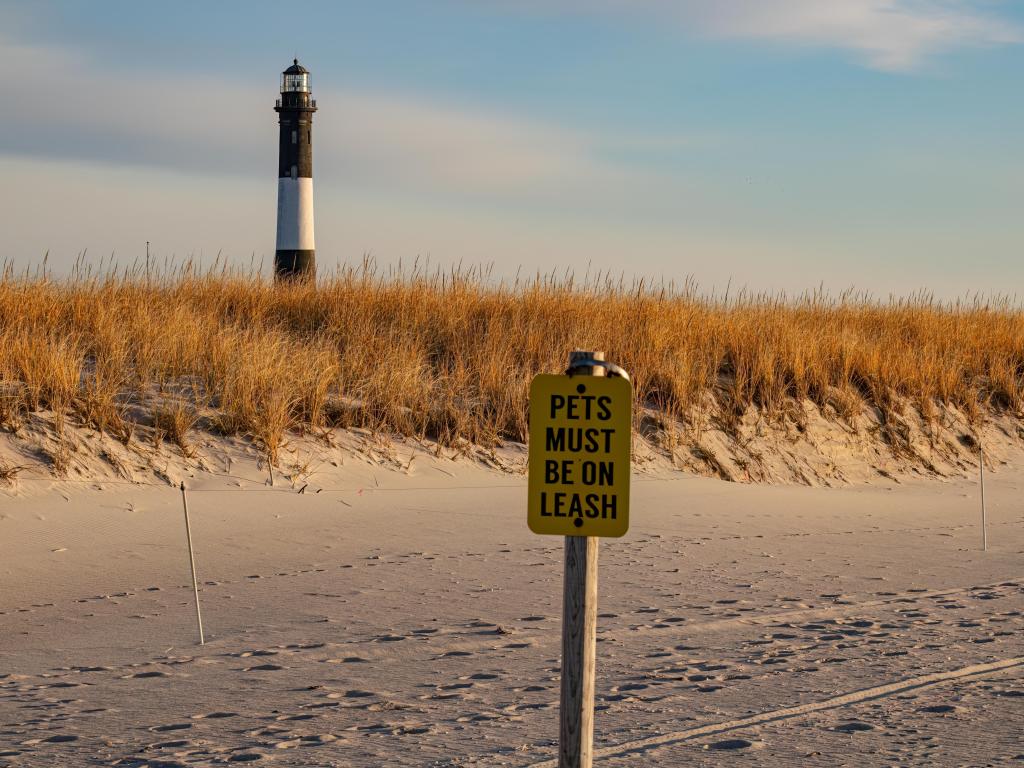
xmin=274 ymin=59 xmax=317 ymax=280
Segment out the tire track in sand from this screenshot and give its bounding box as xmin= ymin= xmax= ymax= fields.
xmin=525 ymin=656 xmax=1024 ymax=766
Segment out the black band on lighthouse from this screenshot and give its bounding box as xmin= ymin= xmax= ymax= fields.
xmin=274 ymin=250 xmax=315 ymax=277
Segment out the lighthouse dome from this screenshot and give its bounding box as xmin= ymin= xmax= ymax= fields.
xmin=283 ymin=59 xmax=308 ymax=75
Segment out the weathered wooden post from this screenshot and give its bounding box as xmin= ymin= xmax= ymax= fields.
xmin=560 ymin=351 xmax=604 ymax=767
xmin=527 ymin=350 xmax=632 ymax=768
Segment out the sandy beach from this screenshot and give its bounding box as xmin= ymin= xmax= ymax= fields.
xmin=2 ymin=453 xmax=1021 ymax=766
xmin=5 ymin=0 xmax=1024 ymax=764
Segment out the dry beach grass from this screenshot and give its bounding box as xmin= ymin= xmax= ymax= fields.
xmin=1 ymin=260 xmax=1023 ymax=476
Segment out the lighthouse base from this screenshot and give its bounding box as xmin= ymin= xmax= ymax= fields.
xmin=274 ymin=250 xmax=316 ymax=281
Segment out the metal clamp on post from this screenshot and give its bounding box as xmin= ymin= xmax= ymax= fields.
xmin=565 ymin=351 xmax=631 ymax=381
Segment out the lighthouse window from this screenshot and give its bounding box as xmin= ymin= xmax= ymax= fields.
xmin=282 ymin=73 xmax=310 ymax=92
xmin=291 ymin=165 xmax=298 ymax=179
xmin=291 ymin=130 xmax=297 ymax=145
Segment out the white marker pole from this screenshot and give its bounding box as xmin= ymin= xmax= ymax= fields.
xmin=979 ymin=442 xmax=987 ymax=552
xmin=179 ymin=481 xmax=205 ymax=644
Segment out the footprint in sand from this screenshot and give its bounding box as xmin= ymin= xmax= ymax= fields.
xmin=918 ymin=704 xmax=960 ymax=714
xmin=149 ymin=723 xmax=192 ymax=732
xmin=457 ymin=712 xmax=501 ymax=723
xmin=704 ymin=738 xmax=757 ymax=750
xmin=835 ymin=721 xmax=874 ymax=733
xmin=993 ymin=689 xmax=1024 ymax=698
xmin=614 ymin=683 xmax=649 ymax=692
xmin=131 ymin=671 xmax=169 ymax=679
xmin=400 ymin=725 xmax=431 ymax=734
xmin=366 ymin=700 xmax=411 ymax=712
xmin=144 ymin=738 xmax=194 ymax=751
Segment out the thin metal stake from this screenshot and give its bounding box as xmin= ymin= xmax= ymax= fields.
xmin=180 ymin=481 xmax=205 ymax=644
xmin=980 ymin=443 xmax=987 ymax=552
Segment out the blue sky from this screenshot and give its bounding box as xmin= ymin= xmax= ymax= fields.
xmin=0 ymin=1 xmax=1021 ymax=296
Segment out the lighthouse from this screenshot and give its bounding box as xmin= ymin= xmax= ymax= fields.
xmin=274 ymin=59 xmax=317 ymax=280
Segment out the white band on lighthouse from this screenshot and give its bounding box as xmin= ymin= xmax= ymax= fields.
xmin=275 ymin=177 xmax=315 ymax=251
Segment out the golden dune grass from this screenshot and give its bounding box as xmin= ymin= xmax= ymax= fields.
xmin=0 ymin=261 xmax=1022 ymax=465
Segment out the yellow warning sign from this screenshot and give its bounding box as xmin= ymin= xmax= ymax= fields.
xmin=528 ymin=374 xmax=632 ymax=537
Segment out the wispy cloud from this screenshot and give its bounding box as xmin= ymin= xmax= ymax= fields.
xmin=0 ymin=34 xmax=658 ymax=207
xmin=524 ymin=0 xmax=1022 ymax=71
xmin=692 ymin=0 xmax=1022 ymax=71
xmin=331 ymin=92 xmax=605 ymax=197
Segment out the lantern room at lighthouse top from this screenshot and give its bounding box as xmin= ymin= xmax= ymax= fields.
xmin=281 ymin=59 xmax=310 ymax=93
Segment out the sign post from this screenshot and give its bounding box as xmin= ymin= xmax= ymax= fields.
xmin=528 ymin=350 xmax=631 ymax=768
